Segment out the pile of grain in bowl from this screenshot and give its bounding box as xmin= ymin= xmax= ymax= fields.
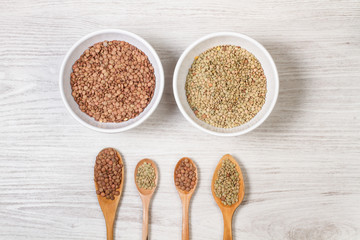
xmin=185 ymin=45 xmax=267 ymax=128
xmin=70 ymin=40 xmax=156 ymax=123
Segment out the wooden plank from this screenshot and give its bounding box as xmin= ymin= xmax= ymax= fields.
xmin=0 ymin=0 xmax=359 ymax=239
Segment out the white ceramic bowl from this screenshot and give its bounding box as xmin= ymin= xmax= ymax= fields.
xmin=60 ymin=29 xmax=164 ymax=133
xmin=173 ymin=32 xmax=279 ymax=136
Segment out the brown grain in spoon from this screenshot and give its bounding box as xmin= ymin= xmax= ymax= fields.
xmin=94 ymin=148 xmax=125 ymax=240
xmin=211 ymin=154 xmax=245 ymax=240
xmin=134 ymin=159 xmax=158 ymax=240
xmin=174 ymin=157 xmax=198 ymax=240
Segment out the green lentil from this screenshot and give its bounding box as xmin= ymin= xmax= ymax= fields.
xmin=136 ymin=162 xmax=156 ymax=190
xmin=185 ymin=45 xmax=267 ymax=128
xmin=214 ymin=159 xmax=240 ymax=206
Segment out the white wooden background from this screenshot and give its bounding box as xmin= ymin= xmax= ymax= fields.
xmin=1 ymin=0 xmax=360 ymax=239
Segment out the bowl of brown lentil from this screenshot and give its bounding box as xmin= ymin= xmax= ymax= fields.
xmin=60 ymin=29 xmax=164 ymax=133
xmin=173 ymin=32 xmax=279 ymax=136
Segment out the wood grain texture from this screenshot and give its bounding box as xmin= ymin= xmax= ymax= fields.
xmin=0 ymin=0 xmax=360 ymax=239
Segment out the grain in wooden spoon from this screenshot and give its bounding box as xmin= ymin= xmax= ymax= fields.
xmin=211 ymin=154 xmax=245 ymax=240
xmin=174 ymin=157 xmax=198 ymax=240
xmin=94 ymin=148 xmax=125 ymax=240
xmin=134 ymin=159 xmax=158 ymax=240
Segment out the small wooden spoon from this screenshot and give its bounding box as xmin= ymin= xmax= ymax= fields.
xmin=174 ymin=157 xmax=198 ymax=240
xmin=211 ymin=154 xmax=245 ymax=240
xmin=134 ymin=159 xmax=158 ymax=240
xmin=94 ymin=148 xmax=125 ymax=240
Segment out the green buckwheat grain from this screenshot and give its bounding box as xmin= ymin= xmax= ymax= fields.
xmin=214 ymin=159 xmax=240 ymax=206
xmin=185 ymin=45 xmax=267 ymax=128
xmin=136 ymin=162 xmax=156 ymax=190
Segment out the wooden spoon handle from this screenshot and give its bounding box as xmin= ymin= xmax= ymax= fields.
xmin=105 ymin=218 xmax=114 ymax=240
xmin=181 ymin=198 xmax=190 ymax=240
xmin=141 ymin=197 xmax=151 ymax=240
xmin=222 ymin=211 xmax=233 ymax=240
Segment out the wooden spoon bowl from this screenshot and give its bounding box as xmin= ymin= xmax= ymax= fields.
xmin=94 ymin=148 xmax=125 ymax=240
xmin=211 ymin=154 xmax=245 ymax=240
xmin=134 ymin=159 xmax=158 ymax=240
xmin=174 ymin=157 xmax=198 ymax=240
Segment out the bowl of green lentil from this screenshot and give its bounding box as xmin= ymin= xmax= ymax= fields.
xmin=173 ymin=32 xmax=279 ymax=136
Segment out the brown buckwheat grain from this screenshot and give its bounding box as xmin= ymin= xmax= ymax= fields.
xmin=175 ymin=158 xmax=197 ymax=192
xmin=94 ymin=148 xmax=123 ymax=200
xmin=71 ymin=40 xmax=156 ymax=123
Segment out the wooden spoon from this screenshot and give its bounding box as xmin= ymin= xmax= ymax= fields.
xmin=211 ymin=154 xmax=245 ymax=240
xmin=174 ymin=157 xmax=198 ymax=240
xmin=134 ymin=159 xmax=158 ymax=240
xmin=94 ymin=148 xmax=125 ymax=240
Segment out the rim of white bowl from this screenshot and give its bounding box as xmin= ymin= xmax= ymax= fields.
xmin=59 ymin=29 xmax=164 ymax=133
xmin=173 ymin=32 xmax=279 ymax=137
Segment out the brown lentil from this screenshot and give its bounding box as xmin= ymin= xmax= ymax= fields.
xmin=136 ymin=162 xmax=156 ymax=190
xmin=175 ymin=158 xmax=197 ymax=192
xmin=71 ymin=40 xmax=156 ymax=123
xmin=185 ymin=45 xmax=267 ymax=128
xmin=214 ymin=159 xmax=240 ymax=206
xmin=94 ymin=148 xmax=123 ymax=200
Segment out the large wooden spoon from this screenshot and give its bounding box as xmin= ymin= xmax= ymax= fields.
xmin=174 ymin=157 xmax=198 ymax=240
xmin=94 ymin=148 xmax=125 ymax=240
xmin=134 ymin=159 xmax=158 ymax=240
xmin=211 ymin=154 xmax=245 ymax=240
